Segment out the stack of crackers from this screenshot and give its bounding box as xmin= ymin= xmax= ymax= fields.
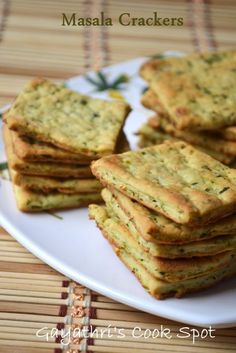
xmin=3 ymin=79 xmax=131 ymax=212
xmin=138 ymin=50 xmax=236 ymax=165
xmin=89 ymin=141 xmax=236 ymax=299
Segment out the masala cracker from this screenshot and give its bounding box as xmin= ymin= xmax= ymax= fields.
xmin=14 ymin=186 xmax=101 ymax=212
xmin=89 ymin=204 xmax=234 ymax=281
xmin=142 ymin=89 xmax=236 ymax=145
xmin=140 ymin=51 xmax=236 ymax=130
xmin=141 ymin=91 xmax=236 ymax=157
xmin=89 ymin=204 xmax=236 ymax=299
xmin=3 ymin=125 xmax=93 ymax=178
xmin=12 ymin=172 xmax=101 ymax=194
xmin=91 ymin=141 xmax=236 ymax=225
xmin=102 ymin=188 xmax=236 ymax=258
xmin=11 ymin=130 xmax=93 ymax=164
xmin=137 ymin=122 xmax=235 ymax=164
xmin=119 ymin=248 xmax=236 ymax=299
xmin=5 ymin=78 xmax=131 ymax=157
xmin=102 ymin=188 xmax=236 ymax=243
xmin=12 ymin=130 xmax=130 ymax=163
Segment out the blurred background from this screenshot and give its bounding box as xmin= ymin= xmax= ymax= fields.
xmin=0 ymin=0 xmax=236 ymax=106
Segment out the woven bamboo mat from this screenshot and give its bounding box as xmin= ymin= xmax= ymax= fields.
xmin=1 ymin=0 xmax=236 ymax=351
xmin=0 ymin=226 xmax=236 ymax=353
xmin=0 ymin=0 xmax=236 ymax=107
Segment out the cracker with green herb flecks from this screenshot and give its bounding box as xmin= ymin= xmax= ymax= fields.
xmin=89 ymin=204 xmax=236 ymax=299
xmin=12 ymin=172 xmax=102 ymax=194
xmin=137 ymin=121 xmax=235 ymax=164
xmin=140 ymin=51 xmax=236 ymax=130
xmin=141 ymin=88 xmax=236 ymax=158
xmin=11 ymin=129 xmax=130 ymax=164
xmin=102 ymin=188 xmax=236 ymax=244
xmin=102 ymin=189 xmax=236 ymax=259
xmin=4 ymin=78 xmax=131 ymax=157
xmin=142 ymin=89 xmax=236 ymax=142
xmin=91 ymin=141 xmax=236 ymax=225
xmin=3 ymin=124 xmax=93 ymax=178
xmin=89 ymin=203 xmax=234 ymax=280
xmin=13 ymin=185 xmax=101 ymax=212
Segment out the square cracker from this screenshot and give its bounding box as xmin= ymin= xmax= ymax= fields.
xmin=5 ymin=78 xmax=131 ymax=157
xmin=102 ymin=189 xmax=236 ymax=258
xmin=140 ymin=51 xmax=236 ymax=130
xmin=11 ymin=130 xmax=93 ymax=164
xmin=12 ymin=129 xmax=130 ymax=164
xmin=3 ymin=124 xmax=93 ymax=178
xmin=89 ymin=203 xmax=234 ymax=281
xmin=13 ymin=185 xmax=101 ymax=212
xmin=142 ymin=89 xmax=236 ymax=156
xmin=12 ymin=172 xmax=101 ymax=194
xmin=137 ymin=121 xmax=234 ymax=165
xmin=102 ymin=188 xmax=236 ymax=244
xmin=91 ymin=141 xmax=236 ymax=225
xmin=89 ymin=204 xmax=236 ymax=299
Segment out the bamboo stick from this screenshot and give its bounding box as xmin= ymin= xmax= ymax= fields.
xmin=0 ymin=282 xmax=69 ymax=293
xmin=0 ymin=340 xmax=60 ymax=349
xmin=0 ymin=347 xmax=57 ymax=353
xmin=0 ymin=256 xmax=43 ymax=264
xmin=0 ymin=295 xmax=67 ymax=305
xmin=0 ymin=302 xmax=62 ymax=316
xmin=0 ymin=271 xmax=66 ymax=280
xmin=0 ymin=277 xmax=68 ymax=286
xmin=0 ymin=319 xmax=58 ymax=329
xmin=0 ymin=312 xmax=65 ymax=323
xmin=0 ymin=288 xmax=67 ymax=299
xmin=0 ymin=262 xmax=60 ymax=275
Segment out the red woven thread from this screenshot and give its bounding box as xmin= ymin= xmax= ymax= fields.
xmin=57 ymin=322 xmax=65 ymax=330
xmin=61 ymin=292 xmax=68 ymax=299
xmin=54 ymin=348 xmax=62 ymax=353
xmin=62 ymin=280 xmax=70 ymax=287
xmin=59 ymin=304 xmax=68 ymax=317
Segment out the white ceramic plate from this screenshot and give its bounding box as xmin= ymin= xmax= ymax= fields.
xmin=1 ymin=54 xmax=236 ymax=328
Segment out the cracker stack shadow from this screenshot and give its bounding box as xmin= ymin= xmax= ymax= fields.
xmin=3 ymin=78 xmax=131 ymax=212
xmin=89 ymin=141 xmax=236 ymax=299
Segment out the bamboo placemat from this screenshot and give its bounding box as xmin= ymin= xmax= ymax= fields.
xmin=0 ymin=226 xmax=236 ymax=353
xmin=1 ymin=0 xmax=236 ymax=351
xmin=0 ymin=0 xmax=236 ymax=107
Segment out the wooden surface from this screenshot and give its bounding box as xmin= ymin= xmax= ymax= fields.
xmin=0 ymin=0 xmax=236 ymax=351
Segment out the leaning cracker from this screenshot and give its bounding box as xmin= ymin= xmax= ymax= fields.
xmin=5 ymin=78 xmax=131 ymax=157
xmin=11 ymin=130 xmax=93 ymax=164
xmin=12 ymin=130 xmax=130 ymax=163
xmin=3 ymin=125 xmax=93 ymax=178
xmin=140 ymin=51 xmax=236 ymax=130
xmin=91 ymin=141 xmax=236 ymax=225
